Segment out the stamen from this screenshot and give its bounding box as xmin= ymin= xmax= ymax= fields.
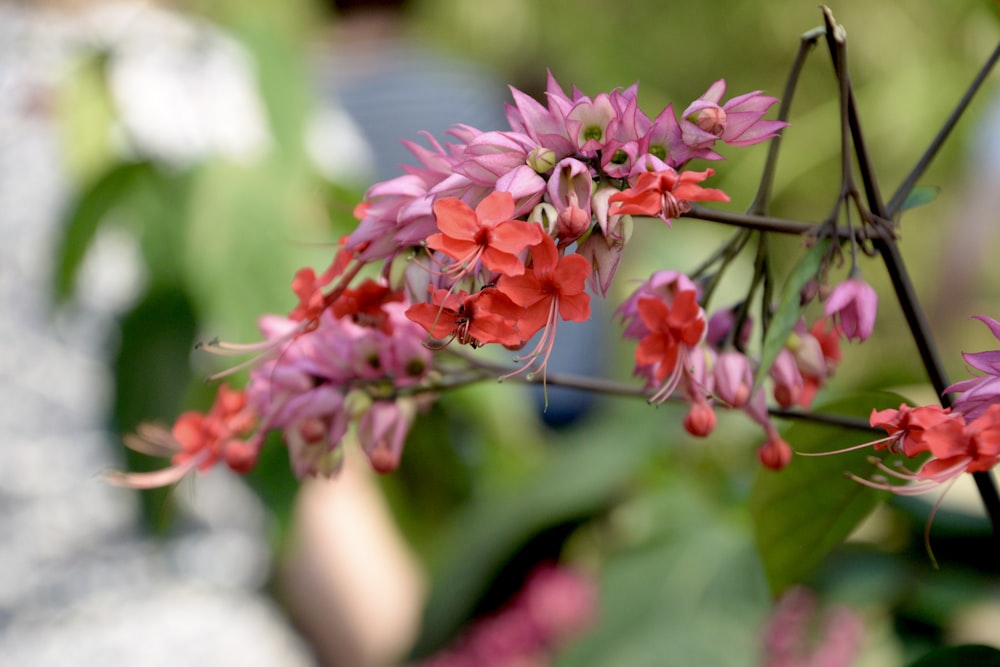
xmin=796 ymin=434 xmax=897 ymax=456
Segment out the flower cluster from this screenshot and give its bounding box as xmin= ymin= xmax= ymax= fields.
xmin=115 ymin=73 xmax=794 ymax=486
xmin=848 ymin=316 xmax=1000 ymax=494
xmin=616 ymin=270 xmax=845 ymax=469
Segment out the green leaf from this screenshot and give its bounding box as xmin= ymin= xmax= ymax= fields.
xmin=749 ymin=391 xmax=907 ymax=595
xmin=753 ymin=238 xmax=830 ymax=391
xmin=410 ymin=401 xmax=665 ymax=658
xmin=907 ymin=645 xmax=1000 ymax=667
xmin=555 ymin=483 xmax=770 ymax=667
xmin=899 ymin=186 xmax=940 ymax=213
xmin=54 ymin=161 xmax=151 ymax=301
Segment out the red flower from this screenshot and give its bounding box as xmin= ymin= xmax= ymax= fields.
xmin=634 ymin=291 xmax=706 ymax=385
xmin=427 ymin=191 xmax=543 ymax=279
xmin=609 ymin=168 xmax=730 ymax=224
xmin=405 ymin=287 xmax=522 ymax=348
xmin=497 ymin=234 xmax=591 ymax=379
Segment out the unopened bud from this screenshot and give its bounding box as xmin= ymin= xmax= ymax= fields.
xmin=344 ymin=389 xmax=373 ymax=420
xmin=529 ymin=202 xmax=559 ymax=235
xmin=684 ymin=402 xmax=716 ymax=437
xmin=527 ymin=147 xmax=557 ymax=173
xmin=695 ymin=106 xmax=727 ymax=136
xmin=758 ymin=436 xmax=793 ymax=470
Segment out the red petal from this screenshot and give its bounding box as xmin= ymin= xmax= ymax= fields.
xmin=405 ymin=302 xmax=456 ymax=339
xmin=433 ymin=197 xmax=480 ymax=240
xmin=558 ymin=291 xmax=591 ymax=322
xmin=499 ymin=272 xmax=546 ymax=308
xmin=553 ymin=253 xmax=592 ymax=294
xmin=474 ymin=190 xmax=516 ymax=227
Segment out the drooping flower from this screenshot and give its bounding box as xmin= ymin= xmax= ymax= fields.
xmin=358 ymin=398 xmax=419 ymax=474
xmin=545 ymin=157 xmax=594 ymax=244
xmin=108 ymin=384 xmax=261 ymax=488
xmin=946 ymin=315 xmax=1000 ymax=420
xmin=824 ymin=276 xmax=878 ymax=342
xmin=758 ymin=426 xmax=793 ymax=471
xmin=713 ymin=350 xmax=754 ymax=408
xmin=631 ymin=289 xmax=707 ymax=404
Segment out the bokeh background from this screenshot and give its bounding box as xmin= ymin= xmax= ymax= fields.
xmin=3 ymin=0 xmax=1000 ymax=665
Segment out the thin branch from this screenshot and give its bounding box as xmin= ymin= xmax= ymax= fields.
xmin=748 ymin=26 xmax=825 ymax=215
xmin=684 ymin=205 xmax=881 ymax=238
xmin=888 ymin=38 xmax=1000 ymax=217
xmin=820 ymin=6 xmax=1000 ymax=537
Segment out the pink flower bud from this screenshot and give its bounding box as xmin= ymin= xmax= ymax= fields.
xmin=824 ymin=277 xmax=878 ymax=342
xmin=713 ymin=351 xmax=753 ymax=407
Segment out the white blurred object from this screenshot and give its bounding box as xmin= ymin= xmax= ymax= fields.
xmin=86 ymin=2 xmax=272 ymax=166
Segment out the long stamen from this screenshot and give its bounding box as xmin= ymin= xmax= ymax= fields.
xmin=796 ymin=433 xmax=898 ymax=457
xmin=648 ymin=349 xmax=687 ymax=405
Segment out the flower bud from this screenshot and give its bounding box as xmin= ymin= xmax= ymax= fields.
xmin=684 ymin=401 xmax=716 ymax=437
xmin=527 ymin=146 xmax=557 ymax=173
xmin=529 ymin=202 xmax=559 ymax=236
xmin=344 ymin=388 xmax=373 ymax=420
xmin=695 ymin=106 xmax=727 ymax=136
xmin=758 ymin=433 xmax=793 ymax=470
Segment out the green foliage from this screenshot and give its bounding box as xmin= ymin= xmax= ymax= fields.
xmin=556 ymin=480 xmax=769 ymax=667
xmin=753 ymin=237 xmax=831 ymax=391
xmin=112 ymin=287 xmax=198 ymax=533
xmin=54 ymin=161 xmax=152 ymax=301
xmin=898 ymin=185 xmax=941 ymax=213
xmin=411 ymin=400 xmax=668 ymax=656
xmin=908 ymin=645 xmax=1000 ymax=667
xmin=750 ymin=392 xmax=909 ymax=595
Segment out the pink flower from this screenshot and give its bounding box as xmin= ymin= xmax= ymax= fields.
xmin=947 ymin=315 xmax=1000 ymax=419
xmin=824 ymin=277 xmax=878 ymax=342
xmin=760 ymin=587 xmax=864 ymax=667
xmin=681 ymin=79 xmax=787 ymax=148
xmin=713 ymin=350 xmax=754 ymax=408
xmin=358 ymin=399 xmax=418 ymax=473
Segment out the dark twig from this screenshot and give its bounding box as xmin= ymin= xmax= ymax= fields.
xmin=821 ymin=6 xmax=1000 ymax=537
xmin=887 ymin=38 xmax=1000 ymax=217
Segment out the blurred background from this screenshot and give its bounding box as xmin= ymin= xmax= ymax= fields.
xmin=2 ymin=0 xmax=1000 ymax=665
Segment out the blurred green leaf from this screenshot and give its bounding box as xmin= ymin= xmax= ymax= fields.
xmin=907 ymin=645 xmax=1000 ymax=667
xmin=556 ymin=482 xmax=769 ymax=667
xmin=411 ymin=401 xmax=666 ymax=657
xmin=753 ymin=238 xmax=830 ymax=391
xmin=54 ymin=161 xmax=151 ymax=301
xmin=749 ymin=391 xmax=908 ymax=595
xmin=112 ymin=287 xmax=198 ymax=533
xmin=898 ymin=186 xmax=940 ymax=213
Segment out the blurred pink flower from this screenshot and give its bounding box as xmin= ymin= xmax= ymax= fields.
xmin=824 ymin=278 xmax=878 ymax=342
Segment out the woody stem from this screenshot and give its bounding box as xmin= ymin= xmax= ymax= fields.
xmin=821 ymin=6 xmax=1000 ymax=537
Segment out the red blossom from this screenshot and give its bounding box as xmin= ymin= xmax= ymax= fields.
xmin=634 ymin=291 xmax=705 ymax=385
xmin=609 ymin=168 xmax=730 ymax=224
xmin=427 ymin=191 xmax=543 ymax=279
xmin=405 ymin=287 xmax=522 ymax=348
xmin=498 ymin=234 xmax=591 ymax=339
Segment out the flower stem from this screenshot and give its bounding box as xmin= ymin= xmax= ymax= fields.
xmin=887 ymin=38 xmax=1000 ymax=217
xmin=822 ymin=6 xmax=1000 ymax=538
